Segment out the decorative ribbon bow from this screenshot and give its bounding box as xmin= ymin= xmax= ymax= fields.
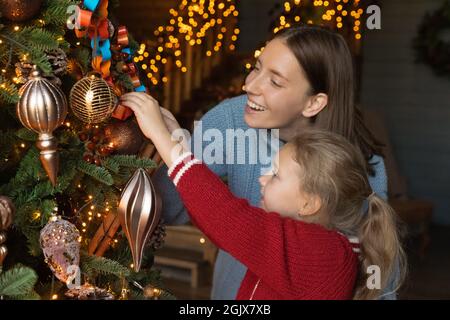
xmin=75 ymin=0 xmax=111 ymax=78
xmin=74 ymin=0 xmax=148 ymax=121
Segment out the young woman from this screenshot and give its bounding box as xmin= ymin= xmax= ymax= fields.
xmin=120 ymin=98 xmax=406 ymax=300
xmin=122 ymin=25 xmax=396 ymax=299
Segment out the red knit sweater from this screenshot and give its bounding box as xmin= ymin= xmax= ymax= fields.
xmin=168 ymin=154 xmax=359 ymax=300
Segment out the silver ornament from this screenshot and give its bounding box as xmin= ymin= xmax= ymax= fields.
xmin=40 ymin=215 xmax=80 ymax=283
xmin=16 ymin=67 xmax=68 ymax=186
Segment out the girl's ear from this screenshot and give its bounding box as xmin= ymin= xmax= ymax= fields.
xmin=302 ymin=93 xmax=328 ymax=118
xmin=298 ymin=194 xmax=322 ymax=217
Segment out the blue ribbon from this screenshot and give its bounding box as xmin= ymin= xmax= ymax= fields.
xmin=121 ymin=48 xmax=132 ymax=61
xmin=91 ymin=38 xmax=111 ymax=60
xmin=84 ymin=0 xmax=100 ymax=11
xmin=134 ymin=85 xmax=146 ymax=92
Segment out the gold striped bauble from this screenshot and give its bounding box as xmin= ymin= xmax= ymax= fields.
xmin=69 ymin=74 xmax=116 ymax=124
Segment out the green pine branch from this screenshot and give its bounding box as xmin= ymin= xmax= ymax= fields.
xmin=12 ymin=198 xmax=55 ymax=255
xmin=107 ymin=155 xmax=156 ymax=169
xmin=42 ymin=0 xmax=79 ymax=27
xmin=80 ymin=253 xmax=131 ymax=279
xmin=1 ymin=30 xmax=54 ymax=74
xmin=16 ymin=128 xmax=38 ymax=142
xmin=8 ymin=290 xmax=41 ymax=300
xmin=18 ymin=27 xmax=61 ymax=53
xmin=0 ymin=266 xmax=39 ymax=299
xmin=77 ymin=161 xmax=114 ymax=186
xmin=0 ymin=0 xmax=173 ymax=301
xmin=102 ymin=157 xmax=120 ymax=174
xmin=24 ymin=227 xmax=42 ymax=257
xmin=54 ymin=155 xmax=80 ymax=193
xmin=3 ymin=147 xmax=43 ymax=198
xmin=0 ymin=77 xmax=19 ymax=104
xmin=0 ymin=130 xmax=16 ymax=159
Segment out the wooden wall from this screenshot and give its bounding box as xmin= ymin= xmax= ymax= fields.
xmin=361 ymin=0 xmax=450 ymax=225
xmin=114 ymin=0 xmax=179 ymax=40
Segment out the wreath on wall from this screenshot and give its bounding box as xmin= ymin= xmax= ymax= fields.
xmin=413 ymin=0 xmax=450 ymax=77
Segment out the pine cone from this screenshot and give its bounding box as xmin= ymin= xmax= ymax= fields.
xmin=47 ymin=48 xmax=68 ymax=77
xmin=147 ymin=220 xmax=166 ymax=251
xmin=15 ymin=53 xmax=66 ymax=86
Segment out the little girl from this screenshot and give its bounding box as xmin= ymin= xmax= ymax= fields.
xmin=121 ymin=93 xmax=406 ymax=300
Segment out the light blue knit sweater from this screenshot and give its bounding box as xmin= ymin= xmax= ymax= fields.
xmin=152 ymin=95 xmax=396 ymax=300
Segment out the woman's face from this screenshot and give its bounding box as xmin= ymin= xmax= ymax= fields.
xmin=244 ymin=38 xmax=312 ymax=129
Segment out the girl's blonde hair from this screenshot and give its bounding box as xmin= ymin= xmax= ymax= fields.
xmin=289 ymin=130 xmax=406 ymax=300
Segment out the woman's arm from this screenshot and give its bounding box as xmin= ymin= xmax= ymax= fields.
xmin=121 ymin=92 xmax=229 ymax=224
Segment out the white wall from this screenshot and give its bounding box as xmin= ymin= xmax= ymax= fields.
xmin=361 ymin=0 xmax=450 ymax=225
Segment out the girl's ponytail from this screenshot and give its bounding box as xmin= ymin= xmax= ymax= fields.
xmin=353 ymin=194 xmax=407 ymax=300
xmin=290 ymin=130 xmax=407 ymax=300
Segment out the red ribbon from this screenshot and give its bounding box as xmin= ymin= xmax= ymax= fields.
xmin=73 ymin=4 xmax=149 ymax=121
xmin=111 ymin=26 xmax=148 ymax=120
xmin=74 ymin=0 xmax=111 ymax=78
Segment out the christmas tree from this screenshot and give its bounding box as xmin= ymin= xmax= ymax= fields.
xmin=0 ymin=0 xmax=172 ymax=300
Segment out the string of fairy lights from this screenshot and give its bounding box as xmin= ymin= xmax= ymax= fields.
xmin=245 ymin=0 xmax=364 ymax=72
xmin=134 ymin=0 xmax=239 ymax=87
xmin=274 ymin=0 xmax=364 ymax=39
xmin=1 ymin=0 xmax=366 ymax=103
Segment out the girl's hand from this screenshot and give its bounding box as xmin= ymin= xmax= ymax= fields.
xmin=119 ymin=92 xmax=187 ymax=167
xmin=120 ymin=92 xmax=169 ymax=140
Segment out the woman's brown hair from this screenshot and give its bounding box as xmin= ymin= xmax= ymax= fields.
xmin=274 ymin=25 xmax=383 ymax=174
xmin=289 ymin=130 xmax=406 ymax=300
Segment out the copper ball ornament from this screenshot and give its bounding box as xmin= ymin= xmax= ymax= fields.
xmin=104 ymin=120 xmax=145 ymax=155
xmin=0 ymin=0 xmax=43 ymax=22
xmin=0 ymin=196 xmax=15 ymax=230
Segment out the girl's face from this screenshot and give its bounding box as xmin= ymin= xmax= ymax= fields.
xmin=244 ymin=38 xmax=312 ymax=129
xmin=259 ymin=145 xmax=313 ymax=219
